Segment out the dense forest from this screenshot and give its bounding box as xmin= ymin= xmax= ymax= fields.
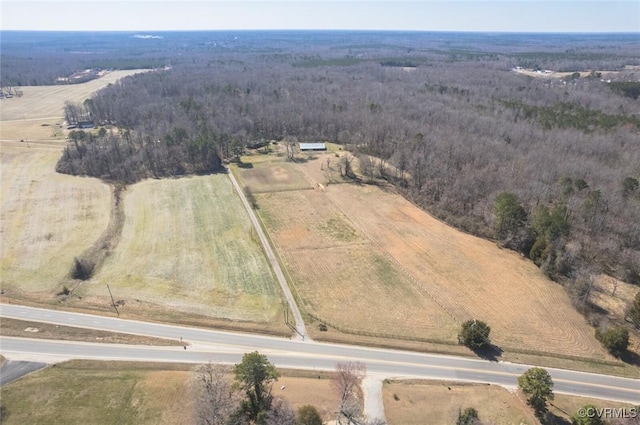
xmin=4 ymin=31 xmax=639 ymax=313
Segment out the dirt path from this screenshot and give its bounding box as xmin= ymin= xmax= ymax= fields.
xmin=362 ymin=375 xmax=387 ymax=423
xmin=227 ymin=167 xmax=308 ymax=340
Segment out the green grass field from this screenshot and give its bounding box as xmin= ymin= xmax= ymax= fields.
xmin=0 ymin=362 xmax=191 ymax=425
xmin=83 ymin=174 xmax=283 ymax=323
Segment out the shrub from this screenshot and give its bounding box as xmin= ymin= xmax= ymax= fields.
xmin=71 ymin=257 xmax=95 ymax=280
xmin=595 ymin=326 xmax=629 ymax=357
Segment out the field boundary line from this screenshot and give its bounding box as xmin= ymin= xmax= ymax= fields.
xmin=227 ymin=166 xmax=308 ymax=340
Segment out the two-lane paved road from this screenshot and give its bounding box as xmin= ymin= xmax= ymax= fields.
xmin=1 ymin=305 xmax=638 ymax=403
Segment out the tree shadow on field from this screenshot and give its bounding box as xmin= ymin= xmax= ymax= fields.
xmin=471 ymin=344 xmax=503 ymax=362
xmin=237 ymin=162 xmax=254 ymax=169
xmin=619 ymin=348 xmax=640 ymax=367
xmin=541 ymin=410 xmax=571 ymax=425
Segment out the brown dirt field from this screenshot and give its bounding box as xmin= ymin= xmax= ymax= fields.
xmin=256 ymin=190 xmax=458 ymax=342
xmin=233 ymin=158 xmax=314 ymax=193
xmin=0 ymin=70 xmax=148 ymax=122
xmin=0 ymin=317 xmax=181 ymax=346
xmin=0 ymin=140 xmax=112 ymax=292
xmin=383 ymin=380 xmax=536 ymax=425
xmin=320 ymin=182 xmax=607 ymax=358
xmin=239 ymin=151 xmax=611 ymax=361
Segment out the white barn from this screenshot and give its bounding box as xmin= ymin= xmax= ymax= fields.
xmin=299 ymin=142 xmax=327 ymax=151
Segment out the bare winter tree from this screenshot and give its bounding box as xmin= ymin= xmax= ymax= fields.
xmin=333 ymin=362 xmax=367 ymax=425
xmin=357 ymin=153 xmax=376 ymax=183
xmin=284 ymin=136 xmax=298 ymax=161
xmin=191 ymin=363 xmax=240 ymax=425
xmin=265 ymin=399 xmax=296 ymax=425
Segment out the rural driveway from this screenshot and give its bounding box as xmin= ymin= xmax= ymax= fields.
xmin=226 ymin=167 xmax=308 ymax=339
xmin=1 ymin=305 xmax=639 ymax=404
xmin=0 ymin=359 xmax=48 ymax=386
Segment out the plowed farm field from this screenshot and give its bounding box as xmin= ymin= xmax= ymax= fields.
xmin=237 ymin=152 xmax=609 ymax=360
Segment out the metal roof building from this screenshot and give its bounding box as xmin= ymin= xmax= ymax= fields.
xmin=299 ymin=142 xmax=327 ymax=151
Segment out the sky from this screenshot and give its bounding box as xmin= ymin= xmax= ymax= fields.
xmin=1 ymin=0 xmax=638 ymax=33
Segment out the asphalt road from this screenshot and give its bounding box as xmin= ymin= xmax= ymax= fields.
xmin=226 ymin=167 xmax=307 ymax=339
xmin=0 ymin=359 xmax=48 ymax=386
xmin=1 ymin=304 xmax=638 ymax=403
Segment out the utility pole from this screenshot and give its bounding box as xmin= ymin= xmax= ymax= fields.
xmin=107 ymin=284 xmax=119 ymax=316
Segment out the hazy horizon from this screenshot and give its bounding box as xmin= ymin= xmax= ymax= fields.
xmin=1 ymin=1 xmax=638 ymax=33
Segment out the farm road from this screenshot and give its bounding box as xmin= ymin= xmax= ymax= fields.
xmin=226 ymin=167 xmax=308 ymax=339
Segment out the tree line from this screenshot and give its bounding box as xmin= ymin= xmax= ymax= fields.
xmin=56 ymin=48 xmax=639 ymax=303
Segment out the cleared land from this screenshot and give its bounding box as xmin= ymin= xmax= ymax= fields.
xmin=0 ymin=140 xmax=112 ymax=293
xmin=81 ymin=174 xmax=284 ymax=324
xmin=235 ymin=156 xmax=314 ymax=193
xmin=0 ymin=70 xmax=146 ymax=296
xmin=0 ymin=70 xmax=146 ymax=122
xmin=237 ymin=151 xmax=610 ymax=360
xmin=382 ymin=380 xmax=636 ymax=425
xmin=0 ymin=361 xmax=339 ymax=425
xmin=383 ymin=380 xmax=536 ymax=425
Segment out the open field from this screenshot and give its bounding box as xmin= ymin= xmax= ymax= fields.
xmin=255 ymin=189 xmax=459 ymax=342
xmin=0 ymin=119 xmax=66 ymax=141
xmin=0 ymin=70 xmax=147 ymax=122
xmin=80 ymin=174 xmax=284 ymax=324
xmin=0 ymin=70 xmax=144 ymax=296
xmin=383 ymin=380 xmax=536 ymax=425
xmin=0 ymin=140 xmax=112 ymax=293
xmin=382 ymin=380 xmax=637 ymax=425
xmin=234 ymin=154 xmax=314 ymax=193
xmin=0 ymin=361 xmax=339 ymax=425
xmin=236 ymin=151 xmax=611 ymax=360
xmin=513 ymin=68 xmax=623 ymax=79
xmin=549 ymin=393 xmax=637 ymax=422
xmin=0 ymin=361 xmax=193 ymax=425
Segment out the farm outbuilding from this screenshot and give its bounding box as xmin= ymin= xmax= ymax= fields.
xmin=299 ymin=142 xmax=326 ymax=151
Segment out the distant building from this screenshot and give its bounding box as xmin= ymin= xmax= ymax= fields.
xmin=299 ymin=142 xmax=326 ymax=151
xmin=77 ymin=121 xmax=95 ymax=129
